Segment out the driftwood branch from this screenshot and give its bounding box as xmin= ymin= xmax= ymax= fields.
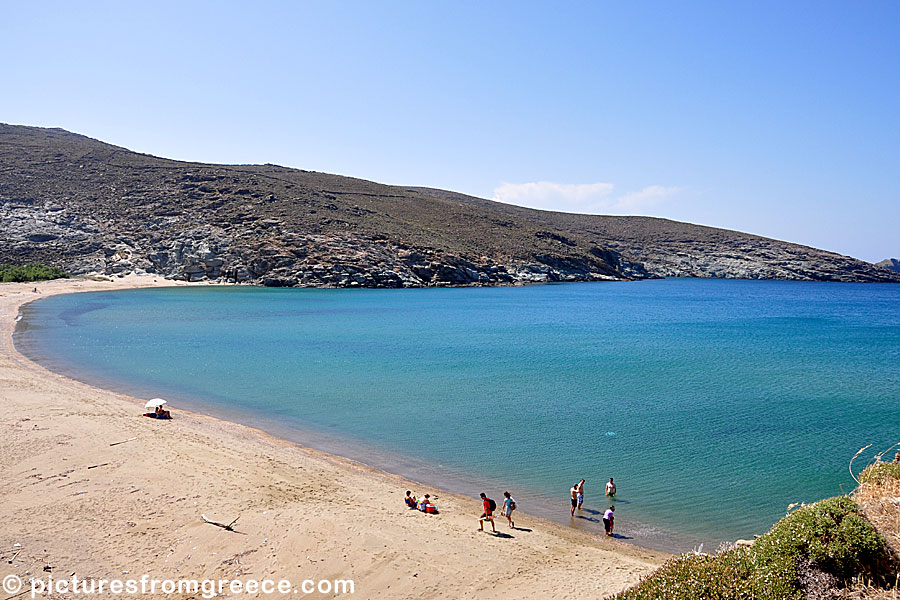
xmin=87 ymin=463 xmax=110 ymax=469
xmin=201 ymin=514 xmax=240 ymax=532
xmin=109 ymin=437 xmax=137 ymax=447
xmin=4 ymin=587 xmax=32 ymax=600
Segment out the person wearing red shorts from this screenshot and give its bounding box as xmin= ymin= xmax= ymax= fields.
xmin=478 ymin=492 xmax=496 ymax=533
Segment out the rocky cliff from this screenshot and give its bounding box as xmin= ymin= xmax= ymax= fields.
xmin=876 ymin=258 xmax=900 ymax=273
xmin=2 ymin=124 xmax=897 ymax=286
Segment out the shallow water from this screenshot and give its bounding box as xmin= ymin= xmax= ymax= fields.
xmin=16 ymin=279 xmax=900 ymax=552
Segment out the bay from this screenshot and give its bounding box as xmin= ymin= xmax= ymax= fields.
xmin=15 ymin=279 xmax=900 ymax=551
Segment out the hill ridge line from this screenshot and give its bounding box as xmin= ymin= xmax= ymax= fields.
xmin=1 ymin=123 xmax=897 ymax=286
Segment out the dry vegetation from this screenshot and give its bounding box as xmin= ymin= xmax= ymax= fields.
xmin=849 ymin=458 xmax=900 ymax=599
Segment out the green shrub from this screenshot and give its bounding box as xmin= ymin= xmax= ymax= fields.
xmin=753 ymin=496 xmax=886 ymax=578
xmin=611 ymin=496 xmax=886 ymax=600
xmin=615 ymin=547 xmax=800 ymax=600
xmin=0 ymin=263 xmax=67 ymax=282
xmin=615 ymin=547 xmax=791 ymax=600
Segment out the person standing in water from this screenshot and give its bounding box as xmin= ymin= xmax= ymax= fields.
xmin=576 ymin=479 xmax=585 ymax=510
xmin=606 ymin=477 xmax=616 ymax=497
xmin=603 ymin=506 xmax=615 ymax=536
xmin=570 ymin=483 xmax=579 ymax=516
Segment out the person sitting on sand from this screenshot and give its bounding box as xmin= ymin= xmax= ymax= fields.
xmin=478 ymin=493 xmax=496 ymax=533
xmin=606 ymin=478 xmax=616 ymax=496
xmin=893 ymin=453 xmax=900 ymax=464
xmin=418 ymin=493 xmax=437 ymax=513
xmin=405 ymin=490 xmax=417 ymax=509
xmin=602 ymin=506 xmax=615 ymax=536
xmin=501 ymin=491 xmax=516 ymax=528
xmin=142 ymin=406 xmax=171 ymax=419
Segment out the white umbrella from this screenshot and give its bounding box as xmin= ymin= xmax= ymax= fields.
xmin=145 ymin=398 xmax=168 ymax=409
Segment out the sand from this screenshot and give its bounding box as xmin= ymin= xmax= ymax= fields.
xmin=0 ymin=277 xmax=668 ymax=599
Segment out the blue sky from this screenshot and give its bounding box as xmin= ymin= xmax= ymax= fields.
xmin=2 ymin=1 xmax=898 ymax=261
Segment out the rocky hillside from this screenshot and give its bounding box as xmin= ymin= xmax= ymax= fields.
xmin=2 ymin=124 xmax=897 ymax=286
xmin=876 ymin=258 xmax=900 ymax=273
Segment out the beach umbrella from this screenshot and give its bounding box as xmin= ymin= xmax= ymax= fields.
xmin=144 ymin=398 xmax=168 ymax=409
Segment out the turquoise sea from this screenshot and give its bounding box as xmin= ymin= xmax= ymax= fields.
xmin=15 ymin=280 xmax=900 ymax=552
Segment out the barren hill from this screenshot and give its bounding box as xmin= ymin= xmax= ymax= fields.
xmin=2 ymin=124 xmax=896 ymax=286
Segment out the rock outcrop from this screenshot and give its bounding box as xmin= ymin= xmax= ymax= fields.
xmin=1 ymin=124 xmax=897 ymax=286
xmin=876 ymin=258 xmax=900 ymax=273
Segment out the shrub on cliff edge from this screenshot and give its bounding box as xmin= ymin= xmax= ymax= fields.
xmin=612 ymin=496 xmax=887 ymax=600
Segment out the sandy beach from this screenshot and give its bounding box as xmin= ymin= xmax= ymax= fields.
xmin=0 ymin=277 xmax=668 ymax=599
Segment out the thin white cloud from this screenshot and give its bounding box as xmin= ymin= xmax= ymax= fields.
xmin=492 ymin=181 xmax=614 ymax=213
xmin=492 ymin=181 xmax=682 ymax=215
xmin=613 ymin=185 xmax=684 ymax=211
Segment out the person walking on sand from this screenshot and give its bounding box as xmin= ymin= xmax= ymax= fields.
xmin=478 ymin=493 xmax=496 ymax=533
xmin=501 ymin=491 xmax=516 ymax=528
xmin=603 ymin=506 xmax=615 ymax=536
xmin=570 ymin=483 xmax=579 ymax=516
xmin=606 ymin=477 xmax=616 ymax=497
xmin=576 ymin=479 xmax=585 ymax=510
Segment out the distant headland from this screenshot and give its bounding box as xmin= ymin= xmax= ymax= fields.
xmin=876 ymin=258 xmax=900 ymax=273
xmin=2 ymin=124 xmax=897 ymax=286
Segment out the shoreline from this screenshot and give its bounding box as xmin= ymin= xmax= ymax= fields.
xmin=14 ymin=285 xmax=698 ymax=554
xmin=1 ymin=277 xmax=669 ymax=599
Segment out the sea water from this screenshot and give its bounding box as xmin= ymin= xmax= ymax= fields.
xmin=15 ymin=279 xmax=900 ymax=552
